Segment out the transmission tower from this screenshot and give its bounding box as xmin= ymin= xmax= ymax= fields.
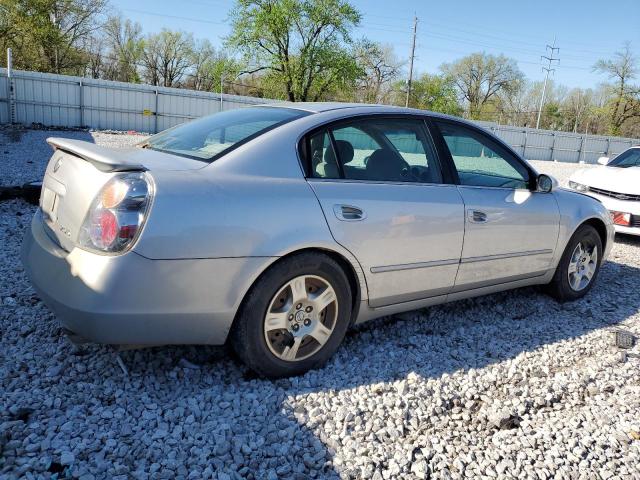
xmin=536 ymin=40 xmax=560 ymax=129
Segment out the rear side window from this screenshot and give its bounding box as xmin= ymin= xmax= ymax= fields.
xmin=144 ymin=107 xmax=308 ymax=161
xmin=309 ymin=118 xmax=442 ymax=184
xmin=435 ymin=121 xmax=529 ymax=189
xmin=309 ymin=130 xmax=341 ymax=179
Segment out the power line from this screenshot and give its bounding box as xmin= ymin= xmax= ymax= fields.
xmin=362 ymin=13 xmax=622 ymax=55
xmin=120 ymin=8 xmax=225 ymax=25
xmin=536 ymin=40 xmax=560 ymax=129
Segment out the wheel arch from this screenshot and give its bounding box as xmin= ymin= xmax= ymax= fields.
xmin=581 ymin=217 xmax=609 ymax=255
xmin=227 ymin=247 xmax=364 ymax=343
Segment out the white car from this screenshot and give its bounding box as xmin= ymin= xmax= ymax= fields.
xmin=568 ymin=146 xmax=640 ymax=236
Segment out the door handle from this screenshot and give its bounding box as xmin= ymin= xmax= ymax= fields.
xmin=333 ymin=204 xmax=366 ymax=221
xmin=467 ymin=209 xmax=488 ymax=223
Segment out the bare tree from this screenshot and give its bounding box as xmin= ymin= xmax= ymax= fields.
xmin=594 ymin=43 xmax=640 ymax=135
xmin=565 ymin=88 xmax=594 ymax=132
xmin=103 ymin=14 xmax=143 ymax=82
xmin=187 ymin=39 xmax=243 ymax=92
xmin=83 ymin=34 xmax=106 ymax=78
xmin=354 ymin=40 xmax=403 ymax=103
xmin=141 ymin=29 xmax=194 ymax=87
xmin=441 ymin=52 xmax=524 ymax=119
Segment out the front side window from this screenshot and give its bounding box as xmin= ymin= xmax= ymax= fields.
xmin=435 ymin=121 xmax=529 ymax=189
xmin=309 ymin=118 xmax=442 ymax=183
xmin=144 ymin=106 xmax=308 ymax=161
xmin=608 ymin=148 xmax=640 ymax=168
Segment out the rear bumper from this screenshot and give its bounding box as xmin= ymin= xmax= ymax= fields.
xmin=21 ymin=210 xmax=274 ymax=345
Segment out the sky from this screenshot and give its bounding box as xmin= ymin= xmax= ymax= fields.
xmin=111 ymin=0 xmax=640 ymax=90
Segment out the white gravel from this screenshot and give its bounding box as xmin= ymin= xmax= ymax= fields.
xmin=1 ymin=128 xmax=640 ymax=479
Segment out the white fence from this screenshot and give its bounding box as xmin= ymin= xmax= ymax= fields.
xmin=1 ymin=68 xmax=638 ymax=163
xmin=477 ymin=121 xmax=639 ymax=164
xmin=0 ymin=68 xmax=269 ymax=134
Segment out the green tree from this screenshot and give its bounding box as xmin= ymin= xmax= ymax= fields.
xmin=0 ymin=0 xmax=106 ymax=73
xmin=404 ymin=73 xmax=461 ymax=115
xmin=594 ymin=43 xmax=640 ymax=135
xmin=227 ymin=0 xmax=362 ymax=101
xmin=441 ymin=52 xmax=523 ymax=119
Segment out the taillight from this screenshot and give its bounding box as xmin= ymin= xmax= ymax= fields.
xmin=611 ymin=211 xmax=631 ymax=226
xmin=79 ymin=172 xmax=153 ymax=253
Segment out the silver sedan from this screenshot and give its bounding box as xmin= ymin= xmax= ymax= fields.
xmin=22 ymin=104 xmax=614 ymax=377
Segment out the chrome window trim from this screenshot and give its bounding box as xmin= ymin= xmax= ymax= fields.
xmin=457 ymin=185 xmax=538 ymax=192
xmin=296 ymin=112 xmax=450 ymax=184
xmin=430 ymin=118 xmax=538 ymax=190
xmin=306 ymin=177 xmax=455 ymax=188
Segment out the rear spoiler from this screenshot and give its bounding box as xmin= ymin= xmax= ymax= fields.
xmin=46 ymin=137 xmax=147 ymax=173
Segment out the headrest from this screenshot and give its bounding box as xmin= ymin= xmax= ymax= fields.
xmin=325 ymin=140 xmax=354 ymax=165
xmin=365 ymin=149 xmax=405 ymax=181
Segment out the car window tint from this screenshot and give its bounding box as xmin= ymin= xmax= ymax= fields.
xmin=145 ymin=107 xmax=308 ymax=161
xmin=309 ymin=130 xmax=340 ymax=179
xmin=329 ymin=119 xmax=443 ymax=183
xmin=436 ymin=122 xmax=529 ymax=189
xmin=332 ymin=126 xmax=381 ymax=167
xmin=609 ymin=148 xmax=640 ymax=168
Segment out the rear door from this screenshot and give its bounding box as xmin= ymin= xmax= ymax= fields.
xmin=304 ymin=116 xmax=465 ymax=308
xmin=430 ymin=120 xmax=560 ymax=291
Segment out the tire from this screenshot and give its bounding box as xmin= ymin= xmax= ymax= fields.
xmin=230 ymin=252 xmax=352 ymax=378
xmin=545 ymin=224 xmax=603 ymax=302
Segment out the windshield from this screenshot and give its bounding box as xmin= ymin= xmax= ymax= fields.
xmin=143 ymin=106 xmax=309 ymax=161
xmin=608 ymin=148 xmax=640 ymax=168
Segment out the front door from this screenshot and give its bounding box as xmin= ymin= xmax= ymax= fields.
xmin=431 ymin=120 xmax=560 ymax=291
xmin=304 ymin=117 xmax=465 ymax=307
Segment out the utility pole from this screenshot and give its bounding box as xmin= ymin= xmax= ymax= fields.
xmin=536 ymin=39 xmax=559 ymax=129
xmin=405 ymin=15 xmax=418 ymax=108
xmin=220 ymin=73 xmax=224 ymax=111
xmin=6 ymin=48 xmax=14 ymax=124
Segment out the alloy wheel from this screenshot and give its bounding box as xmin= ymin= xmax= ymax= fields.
xmin=567 ymin=241 xmax=598 ymax=292
xmin=263 ymin=275 xmax=339 ymax=362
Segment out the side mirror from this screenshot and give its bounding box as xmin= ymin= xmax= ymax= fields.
xmin=597 ymin=156 xmax=609 ymax=165
xmin=537 ymin=174 xmax=557 ymax=193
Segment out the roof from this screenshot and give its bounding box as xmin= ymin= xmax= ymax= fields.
xmin=261 ymin=101 xmax=462 ymax=121
xmin=263 ymin=102 xmax=384 ymax=113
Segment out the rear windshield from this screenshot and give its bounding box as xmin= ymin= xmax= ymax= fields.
xmin=143 ymin=106 xmax=309 ymax=161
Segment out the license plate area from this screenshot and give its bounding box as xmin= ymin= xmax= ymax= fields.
xmin=41 ymin=187 xmax=59 ymax=222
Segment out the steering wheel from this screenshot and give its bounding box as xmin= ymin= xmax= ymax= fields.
xmin=400 ymin=161 xmax=421 ymax=182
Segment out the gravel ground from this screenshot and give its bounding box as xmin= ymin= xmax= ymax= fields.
xmin=1 ymin=128 xmax=640 ymax=479
xmin=0 ymin=128 xmax=147 ymax=187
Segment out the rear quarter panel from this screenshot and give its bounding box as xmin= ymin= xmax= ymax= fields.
xmin=132 ymin=125 xmax=353 ymax=261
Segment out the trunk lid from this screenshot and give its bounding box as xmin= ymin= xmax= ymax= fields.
xmin=40 ymin=138 xmax=205 ymax=252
